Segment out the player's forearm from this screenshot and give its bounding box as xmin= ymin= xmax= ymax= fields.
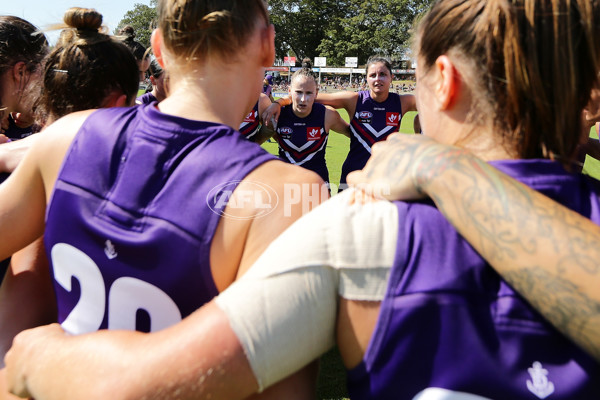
xmin=6 ymin=327 xmax=146 ymax=400
xmin=0 ymin=239 xmax=56 ymax=365
xmin=582 ymin=137 xmax=600 ymax=160
xmin=0 ymin=135 xmax=38 ymax=173
xmin=415 ymin=147 xmax=600 ymax=361
xmin=332 ymin=120 xmax=351 ymax=138
xmin=6 ymin=302 xmax=257 ymax=400
xmin=252 ymin=124 xmax=276 ymax=145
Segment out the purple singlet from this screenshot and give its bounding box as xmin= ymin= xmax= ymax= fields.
xmin=239 ymin=101 xmax=261 ymax=140
xmin=341 ymin=91 xmax=402 ymax=185
xmin=347 ymin=159 xmax=600 ymax=399
xmin=276 ymin=103 xmax=329 ymax=184
xmin=45 ymin=104 xmax=275 ymax=334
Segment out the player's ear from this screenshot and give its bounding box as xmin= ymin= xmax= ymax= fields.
xmin=102 ymin=91 xmax=130 ymax=108
xmin=12 ymin=61 xmax=27 ymax=81
xmin=433 ymin=55 xmax=460 ymax=110
xmin=259 ymin=24 xmax=276 ymax=68
xmin=114 ymin=94 xmax=131 ymax=107
xmin=151 ymin=29 xmax=166 ymax=69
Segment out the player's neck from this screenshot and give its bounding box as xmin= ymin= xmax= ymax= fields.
xmin=370 ymin=90 xmax=389 ymax=103
xmin=158 ymin=65 xmax=257 ymax=129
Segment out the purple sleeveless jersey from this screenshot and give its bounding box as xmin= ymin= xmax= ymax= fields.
xmin=341 ymin=91 xmax=402 ymax=185
xmin=135 ymin=92 xmax=157 ymax=105
xmin=239 ymin=101 xmax=261 ymax=140
xmin=44 ymin=104 xmax=275 ymax=335
xmin=276 ymin=103 xmax=329 ymax=184
xmin=347 ymin=159 xmax=600 ymax=399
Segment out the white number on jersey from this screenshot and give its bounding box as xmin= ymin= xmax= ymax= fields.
xmin=51 ymin=243 xmax=182 ymax=334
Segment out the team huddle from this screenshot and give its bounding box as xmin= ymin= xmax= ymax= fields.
xmin=1 ymin=1 xmax=600 ymax=400
xmin=239 ymin=57 xmax=417 ymax=190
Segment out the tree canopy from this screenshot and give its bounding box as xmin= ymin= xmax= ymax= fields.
xmin=116 ymin=0 xmax=432 ymax=65
xmin=268 ymin=0 xmax=433 ymax=66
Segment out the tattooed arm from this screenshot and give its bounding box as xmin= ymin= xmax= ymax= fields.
xmin=348 ymin=133 xmax=600 ymax=361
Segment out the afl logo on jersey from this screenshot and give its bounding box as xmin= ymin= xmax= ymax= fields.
xmin=386 ymin=112 xmax=400 ymax=126
xmin=306 ymin=127 xmax=321 ymax=141
xmin=358 ymin=111 xmax=373 ymax=124
xmin=243 ymin=111 xmax=257 ymax=123
xmin=279 ymin=126 xmax=293 ymax=139
xmin=207 ymin=180 xmax=278 ymax=220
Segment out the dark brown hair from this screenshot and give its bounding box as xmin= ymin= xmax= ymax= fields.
xmin=416 ymin=0 xmax=600 ymax=161
xmin=158 ymin=0 xmax=269 ymax=63
xmin=365 ymin=56 xmax=393 ymax=76
xmin=0 ymin=16 xmax=48 ymax=108
xmin=36 ymin=7 xmax=139 ymax=122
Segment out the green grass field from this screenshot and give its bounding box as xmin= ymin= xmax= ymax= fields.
xmin=583 ymin=127 xmax=600 ymax=179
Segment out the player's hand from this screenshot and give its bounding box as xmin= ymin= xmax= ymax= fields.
xmin=4 ymin=323 xmax=66 ymax=399
xmin=263 ymin=102 xmax=282 ymax=129
xmin=347 ymin=133 xmax=462 ymax=201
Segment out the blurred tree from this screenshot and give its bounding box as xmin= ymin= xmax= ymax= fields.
xmin=268 ymin=0 xmax=432 ymax=66
xmin=116 ymin=0 xmax=433 ymax=65
xmin=318 ymin=0 xmax=433 ymax=66
xmin=268 ymin=0 xmax=340 ymax=64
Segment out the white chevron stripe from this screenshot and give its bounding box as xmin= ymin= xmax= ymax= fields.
xmin=350 ymin=125 xmax=375 ymax=154
xmin=282 ymin=136 xmax=328 ymax=166
xmin=281 ymin=128 xmax=325 ymax=152
xmin=363 ymin=123 xmax=396 ymax=138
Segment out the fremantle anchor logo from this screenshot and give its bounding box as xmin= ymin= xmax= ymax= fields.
xmin=104 ymin=240 xmax=118 ymax=260
xmin=526 ymin=361 xmax=555 ymax=399
xmin=307 ymin=127 xmax=320 ymax=140
xmin=387 ymin=112 xmax=399 ymax=125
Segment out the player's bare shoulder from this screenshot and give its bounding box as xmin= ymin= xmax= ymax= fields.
xmin=35 ymin=110 xmax=96 ymax=195
xmin=245 ymin=159 xmax=328 ymax=220
xmin=38 ymin=110 xmax=96 ymax=152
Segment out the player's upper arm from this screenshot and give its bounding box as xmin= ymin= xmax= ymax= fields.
xmin=215 ymin=190 xmax=400 ymax=391
xmin=257 ymin=93 xmax=273 ymax=115
xmin=316 ymin=92 xmax=358 ymax=116
xmin=0 ymin=110 xmax=91 ymax=261
xmin=401 ymin=93 xmax=417 ymax=114
xmin=235 ymin=161 xmax=328 ymax=278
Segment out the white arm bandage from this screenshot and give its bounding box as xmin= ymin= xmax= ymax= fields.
xmin=215 ymin=190 xmax=399 ymax=391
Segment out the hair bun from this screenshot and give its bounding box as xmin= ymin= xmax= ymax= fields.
xmin=301 ymin=57 xmax=312 ymax=69
xmin=64 ymin=7 xmax=102 ymax=32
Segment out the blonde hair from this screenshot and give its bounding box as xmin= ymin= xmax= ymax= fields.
xmin=416 ymin=0 xmax=600 ymax=161
xmin=158 ymin=0 xmax=269 ymax=63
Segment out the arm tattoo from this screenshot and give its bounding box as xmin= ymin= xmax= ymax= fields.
xmin=374 ymin=141 xmax=600 ymax=359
